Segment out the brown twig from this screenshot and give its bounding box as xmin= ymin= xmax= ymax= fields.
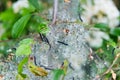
xmin=100 ymin=53 xmax=120 ymax=78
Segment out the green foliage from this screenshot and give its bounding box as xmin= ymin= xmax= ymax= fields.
xmin=16 ymin=44 xmax=31 ymax=56
xmin=52 ymin=69 xmax=64 ymax=80
xmin=16 ymin=73 xmax=29 ymax=80
xmin=0 ymin=8 xmax=19 ymax=40
xmin=16 ymin=38 xmax=34 ymax=56
xmin=114 ymin=47 xmax=120 ymax=56
xmin=107 ymin=39 xmax=117 ymax=48
xmin=16 ymin=56 xmax=29 ymax=80
xmin=94 ymin=23 xmax=120 ymax=43
xmin=103 ymin=73 xmax=112 ymax=79
xmin=20 ymin=4 xmax=36 ymax=16
xmin=28 ymin=0 xmax=43 ymax=11
xmin=93 ymin=22 xmax=120 ymax=79
xmin=80 ymin=0 xmax=94 ymax=5
xmin=19 ymin=38 xmax=34 ymax=45
xmin=94 ymin=23 xmax=110 ymax=32
xmin=37 ymin=23 xmax=49 ymax=35
xmin=0 ymin=8 xmax=17 ymax=22
xmin=62 ymin=59 xmax=69 ymax=75
xmin=110 ymin=27 xmax=120 ymax=36
xmin=80 ymin=0 xmax=87 ymax=4
xmin=26 ymin=15 xmax=49 ymax=35
xmin=12 ymin=14 xmax=31 ymax=38
xmin=18 ymin=56 xmax=28 ymax=73
xmin=96 ymin=40 xmax=114 ymax=62
xmin=0 ymin=0 xmax=48 ymax=40
xmin=93 ymin=22 xmax=119 ymax=58
xmin=51 ymin=60 xmax=69 ymax=80
xmin=93 ymin=22 xmax=120 ymax=80
xmin=116 ymin=70 xmax=120 ymax=79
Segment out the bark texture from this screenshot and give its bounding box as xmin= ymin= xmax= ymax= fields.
xmin=1 ymin=0 xmax=100 ymax=80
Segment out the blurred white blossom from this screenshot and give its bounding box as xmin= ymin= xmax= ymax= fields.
xmin=82 ymin=0 xmax=119 ymax=28
xmin=12 ymin=0 xmax=29 ymax=13
xmin=87 ymin=30 xmax=110 ymax=48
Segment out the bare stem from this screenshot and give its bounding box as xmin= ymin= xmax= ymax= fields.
xmin=100 ymin=53 xmax=120 ymax=78
xmin=51 ymin=0 xmax=58 ymax=26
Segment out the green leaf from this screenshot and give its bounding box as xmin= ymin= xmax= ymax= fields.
xmin=16 ymin=57 xmax=28 ymax=80
xmin=12 ymin=14 xmax=31 ymax=38
xmin=110 ymin=27 xmax=120 ymax=36
xmin=18 ymin=56 xmax=28 ymax=73
xmin=107 ymin=39 xmax=116 ymax=48
xmin=16 ymin=44 xmax=31 ymax=56
xmin=0 ymin=8 xmax=16 ymax=21
xmin=37 ymin=23 xmax=49 ymax=34
xmin=61 ymin=59 xmax=69 ymax=75
xmin=16 ymin=73 xmax=27 ymax=80
xmin=16 ymin=38 xmax=34 ymax=56
xmin=52 ymin=69 xmax=64 ymax=80
xmin=94 ymin=23 xmax=110 ymax=32
xmin=19 ymin=38 xmax=34 ymax=45
xmin=28 ymin=0 xmax=42 ymax=11
xmin=16 ymin=73 xmax=29 ymax=80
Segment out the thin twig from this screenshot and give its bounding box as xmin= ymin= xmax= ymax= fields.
xmin=100 ymin=53 xmax=120 ymax=77
xmin=50 ymin=0 xmax=58 ymax=26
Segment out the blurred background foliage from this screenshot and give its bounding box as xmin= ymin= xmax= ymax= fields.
xmin=80 ymin=0 xmax=120 ymax=79
xmin=0 ymin=0 xmax=120 ymax=79
xmin=0 ymin=0 xmax=51 ymax=58
xmin=0 ymin=0 xmax=51 ymax=40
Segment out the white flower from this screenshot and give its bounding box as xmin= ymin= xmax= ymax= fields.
xmin=82 ymin=0 xmax=119 ymax=28
xmin=87 ymin=31 xmax=110 ymax=48
xmin=12 ymin=0 xmax=29 ymax=13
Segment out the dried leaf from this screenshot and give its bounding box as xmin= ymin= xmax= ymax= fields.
xmin=0 ymin=75 xmax=3 ymax=80
xmin=64 ymin=0 xmax=71 ymax=3
xmin=28 ymin=62 xmax=48 ymax=76
xmin=111 ymin=69 xmax=116 ymax=80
